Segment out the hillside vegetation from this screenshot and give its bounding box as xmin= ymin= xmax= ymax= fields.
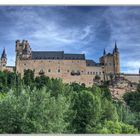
xmin=0 ymin=70 xmax=140 ymax=134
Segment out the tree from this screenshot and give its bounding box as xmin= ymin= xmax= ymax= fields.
xmin=0 ymin=87 xmax=72 ymax=134
xmin=35 ymin=75 xmax=50 ymax=89
xmin=87 ymin=120 xmax=138 ymax=134
xmin=71 ymin=90 xmax=102 ymax=133
xmin=137 ymin=82 xmax=140 ymax=93
xmin=109 ymin=73 xmax=114 ymax=86
xmin=123 ymin=92 xmax=140 ymax=112
xmin=23 ymin=69 xmax=35 ymax=88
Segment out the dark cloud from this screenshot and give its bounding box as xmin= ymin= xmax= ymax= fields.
xmin=0 ymin=6 xmax=139 ymax=73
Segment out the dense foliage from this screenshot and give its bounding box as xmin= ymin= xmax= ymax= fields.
xmin=123 ymin=82 xmax=140 ymax=131
xmin=0 ymin=70 xmax=139 ymax=134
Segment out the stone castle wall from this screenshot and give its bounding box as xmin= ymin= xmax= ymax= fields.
xmin=16 ymin=59 xmax=103 ymax=86
xmin=124 ymin=74 xmax=140 ymax=83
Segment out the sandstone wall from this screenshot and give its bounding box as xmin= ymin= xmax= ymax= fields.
xmin=16 ymin=59 xmax=103 ymax=86
xmin=124 ymin=74 xmax=140 ymax=83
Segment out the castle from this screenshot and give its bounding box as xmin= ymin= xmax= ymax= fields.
xmin=0 ymin=40 xmax=139 ymax=86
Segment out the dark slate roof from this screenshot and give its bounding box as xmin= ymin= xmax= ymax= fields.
xmin=86 ymin=60 xmax=100 ymax=66
xmin=31 ymin=51 xmax=85 ymax=60
xmin=32 ymin=51 xmax=64 ymax=59
xmin=106 ymin=53 xmax=113 ymax=56
xmin=1 ymin=48 xmax=7 ymax=59
xmin=64 ymin=54 xmax=85 ymax=60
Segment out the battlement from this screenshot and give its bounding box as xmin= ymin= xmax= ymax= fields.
xmin=16 ymin=40 xmax=28 ymax=44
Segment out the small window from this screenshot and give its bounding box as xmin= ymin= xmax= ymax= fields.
xmin=90 ymin=72 xmax=92 ymax=75
xmin=58 ymin=69 xmax=60 ymax=73
xmin=48 ymin=69 xmax=51 ymax=72
xmin=93 ymin=72 xmax=95 ymax=75
xmin=67 ymin=70 xmax=69 ymax=73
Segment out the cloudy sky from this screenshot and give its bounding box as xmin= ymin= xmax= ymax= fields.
xmin=0 ymin=6 xmax=140 ymax=73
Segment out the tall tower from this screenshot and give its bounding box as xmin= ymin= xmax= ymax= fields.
xmin=113 ymin=42 xmax=120 ymax=74
xmin=1 ymin=48 xmax=7 ymax=67
xmin=15 ymin=40 xmax=32 ymax=60
xmin=15 ymin=40 xmax=32 ymax=74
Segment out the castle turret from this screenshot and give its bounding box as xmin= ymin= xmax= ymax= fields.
xmin=1 ymin=48 xmax=7 ymax=67
xmin=113 ymin=41 xmax=120 ymax=74
xmin=103 ymin=48 xmax=106 ymax=56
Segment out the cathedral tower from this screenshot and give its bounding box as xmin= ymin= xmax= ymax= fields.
xmin=113 ymin=42 xmax=120 ymax=74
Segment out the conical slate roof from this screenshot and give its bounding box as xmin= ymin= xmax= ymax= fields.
xmin=1 ymin=48 xmax=7 ymax=59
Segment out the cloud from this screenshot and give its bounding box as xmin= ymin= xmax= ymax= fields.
xmin=0 ymin=6 xmax=139 ymax=73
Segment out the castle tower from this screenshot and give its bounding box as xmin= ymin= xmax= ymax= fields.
xmin=113 ymin=42 xmax=120 ymax=74
xmin=15 ymin=40 xmax=32 ymax=60
xmin=1 ymin=48 xmax=7 ymax=67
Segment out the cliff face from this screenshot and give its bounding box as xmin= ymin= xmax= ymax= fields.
xmin=109 ymin=78 xmax=138 ymax=101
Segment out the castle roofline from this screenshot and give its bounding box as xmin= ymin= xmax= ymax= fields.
xmin=31 ymin=51 xmax=85 ymax=60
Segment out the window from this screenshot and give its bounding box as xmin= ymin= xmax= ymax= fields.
xmin=48 ymin=69 xmax=51 ymax=72
xmin=96 ymin=72 xmax=98 ymax=75
xmin=93 ymin=72 xmax=95 ymax=75
xmin=90 ymin=72 xmax=92 ymax=75
xmin=39 ymin=69 xmax=45 ymax=75
xmin=67 ymin=70 xmax=69 ymax=73
xmin=58 ymin=69 xmax=60 ymax=73
xmin=99 ymin=72 xmax=101 ymax=75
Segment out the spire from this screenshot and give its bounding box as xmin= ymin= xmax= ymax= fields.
xmin=113 ymin=41 xmax=118 ymax=53
xmin=103 ymin=48 xmax=106 ymax=56
xmin=1 ymin=48 xmax=7 ymax=59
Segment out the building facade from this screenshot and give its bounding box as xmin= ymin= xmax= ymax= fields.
xmin=0 ymin=40 xmax=139 ymax=86
xmin=15 ymin=40 xmax=120 ymax=86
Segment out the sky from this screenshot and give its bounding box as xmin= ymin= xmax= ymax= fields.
xmin=0 ymin=6 xmax=140 ymax=74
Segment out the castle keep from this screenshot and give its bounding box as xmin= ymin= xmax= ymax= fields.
xmin=0 ymin=40 xmax=139 ymax=86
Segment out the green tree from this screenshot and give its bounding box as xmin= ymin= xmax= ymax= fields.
xmin=35 ymin=75 xmax=50 ymax=89
xmin=71 ymin=90 xmax=102 ymax=133
xmin=23 ymin=69 xmax=35 ymax=88
xmin=123 ymin=92 xmax=140 ymax=112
